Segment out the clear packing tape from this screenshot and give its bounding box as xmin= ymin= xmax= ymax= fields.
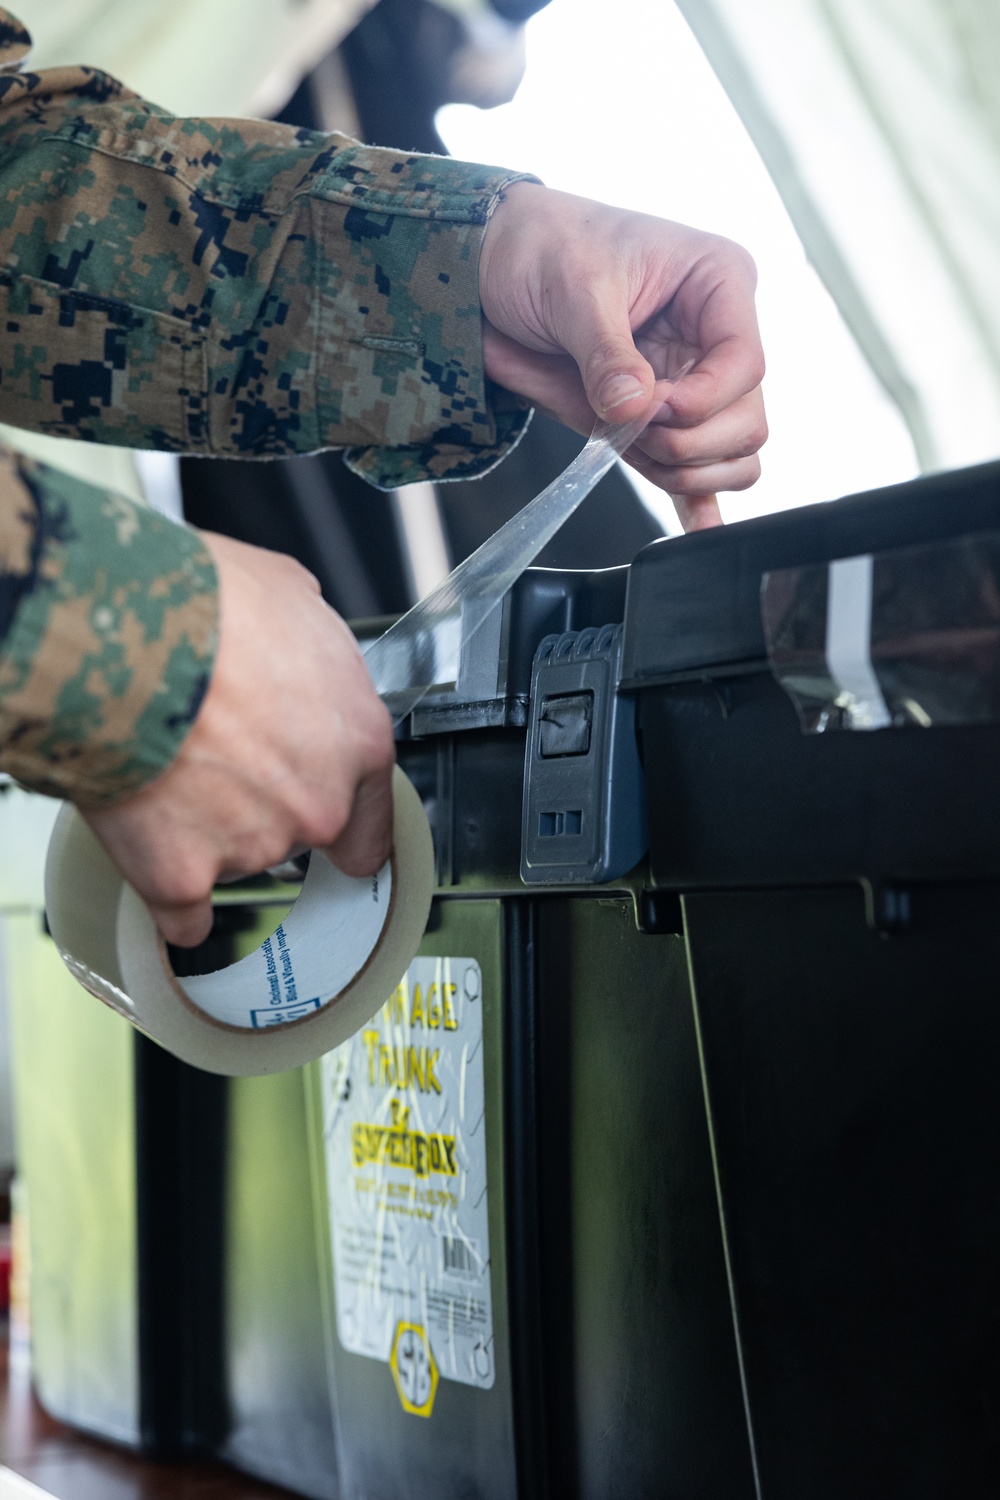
xmin=363 ymin=404 xmax=658 ymax=721
xmin=44 ymin=407 xmax=654 ymax=1075
xmin=762 ymin=529 xmax=1000 ymax=733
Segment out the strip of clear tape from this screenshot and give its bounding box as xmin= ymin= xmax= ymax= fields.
xmin=363 ymin=398 xmax=668 ymax=725
xmin=761 ymin=529 xmax=1000 ymax=732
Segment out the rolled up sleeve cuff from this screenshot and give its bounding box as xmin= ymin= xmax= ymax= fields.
xmin=303 ymin=145 xmax=539 ymax=487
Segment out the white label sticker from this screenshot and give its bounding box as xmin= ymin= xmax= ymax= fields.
xmin=321 ymin=956 xmax=494 ymax=1402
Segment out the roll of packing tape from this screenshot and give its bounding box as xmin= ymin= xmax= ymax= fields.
xmin=44 ymin=766 xmax=434 ymax=1076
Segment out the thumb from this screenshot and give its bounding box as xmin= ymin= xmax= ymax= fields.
xmin=559 ymin=287 xmax=655 ymax=423
xmin=322 ymin=765 xmax=395 ymax=879
xmin=150 ymin=895 xmax=215 ymax=950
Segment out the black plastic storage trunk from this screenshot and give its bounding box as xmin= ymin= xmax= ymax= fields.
xmin=622 ymin=457 xmax=1000 ymax=1499
xmin=17 ymin=562 xmax=755 ymax=1499
xmin=18 ymin=456 xmax=1000 ymax=1500
xmin=320 ymin=562 xmax=754 ymax=1500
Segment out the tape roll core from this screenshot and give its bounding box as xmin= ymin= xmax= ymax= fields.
xmin=145 ymin=850 xmax=397 ymax=1037
xmin=45 ymin=766 xmax=434 ymax=1076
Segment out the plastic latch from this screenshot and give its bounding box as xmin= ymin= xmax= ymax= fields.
xmin=538 ymin=692 xmax=593 ymax=757
xmin=520 ymin=624 xmax=647 ymax=885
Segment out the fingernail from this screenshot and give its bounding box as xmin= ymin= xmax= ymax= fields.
xmin=599 ymin=374 xmax=645 ymax=413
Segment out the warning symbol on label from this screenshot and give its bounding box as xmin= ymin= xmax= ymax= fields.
xmin=390 ymin=1321 xmax=439 ymax=1418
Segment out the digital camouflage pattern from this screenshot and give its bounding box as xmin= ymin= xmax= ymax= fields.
xmin=0 ymin=7 xmax=534 ymax=802
xmin=0 ymin=449 xmax=216 ymax=800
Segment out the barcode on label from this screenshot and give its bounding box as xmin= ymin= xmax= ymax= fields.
xmin=442 ymin=1234 xmax=480 ymax=1279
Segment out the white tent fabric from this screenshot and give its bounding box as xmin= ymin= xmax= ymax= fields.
xmin=11 ymin=0 xmax=375 ymax=118
xmin=676 ymin=0 xmax=1000 ymax=473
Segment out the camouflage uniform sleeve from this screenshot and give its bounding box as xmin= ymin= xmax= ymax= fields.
xmin=0 ymin=446 xmax=217 ymax=802
xmin=0 ymin=15 xmax=537 ymax=488
xmin=0 ymin=9 xmax=541 ymax=805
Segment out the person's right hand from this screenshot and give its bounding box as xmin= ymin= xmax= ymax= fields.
xmin=83 ymin=532 xmax=395 ymax=949
xmin=479 ymin=182 xmax=767 ymax=530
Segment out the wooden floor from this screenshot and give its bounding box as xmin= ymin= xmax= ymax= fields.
xmin=0 ymin=1326 xmax=297 ymax=1500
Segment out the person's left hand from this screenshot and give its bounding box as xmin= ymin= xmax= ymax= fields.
xmin=83 ymin=532 xmax=396 ymax=948
xmin=479 ymin=181 xmax=768 ymax=530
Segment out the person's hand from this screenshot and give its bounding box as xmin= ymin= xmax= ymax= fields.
xmin=83 ymin=532 xmax=395 ymax=948
xmin=479 ymin=181 xmax=767 ymax=530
